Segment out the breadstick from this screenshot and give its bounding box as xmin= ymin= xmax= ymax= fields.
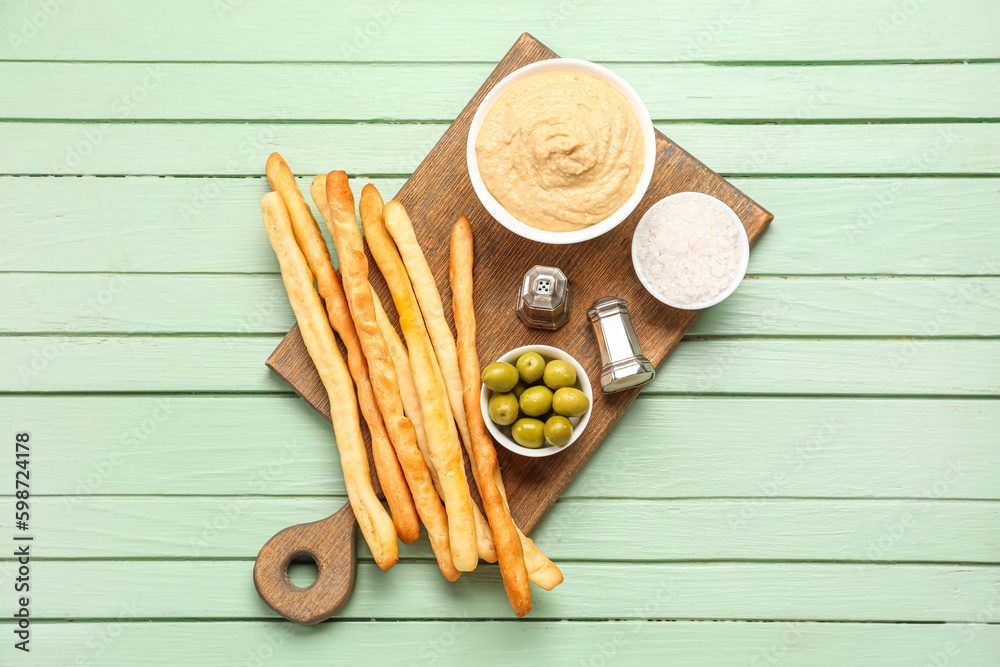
xmin=449 ymin=215 xmax=531 ymax=616
xmin=376 ymin=199 xmax=497 ymax=562
xmin=363 ymin=193 xmax=479 ymax=573
xmin=383 ymin=201 xmax=474 ymax=470
xmin=321 ymin=171 xmax=460 ymax=581
xmin=514 ymin=526 xmax=563 ymax=591
xmin=260 ymin=191 xmax=397 ymax=571
xmin=371 ymin=291 xmax=438 ymax=490
xmin=265 ymin=154 xmax=419 ymax=544
xmin=449 ymin=215 xmax=564 ymax=592
xmin=373 ymin=218 xmax=497 ymax=563
xmin=372 ymin=291 xmax=497 ymax=564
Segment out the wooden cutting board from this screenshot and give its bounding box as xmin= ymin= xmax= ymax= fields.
xmin=256 ymin=32 xmax=772 ymax=623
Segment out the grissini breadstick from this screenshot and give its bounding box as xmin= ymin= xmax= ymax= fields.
xmin=383 ymin=200 xmax=474 ymax=472
xmin=266 ymin=154 xmax=419 ymax=545
xmin=371 ymin=291 xmax=438 ymax=490
xmin=372 ymin=290 xmax=497 ymax=564
xmin=449 ymin=215 xmax=531 ymax=617
xmin=514 ymin=526 xmax=563 ymax=591
xmin=378 ymin=201 xmax=497 ymax=563
xmin=260 ymin=191 xmax=398 ymax=571
xmin=363 ymin=193 xmax=479 ymax=573
xmin=449 ymin=215 xmax=564 ymax=592
xmin=322 ymin=171 xmax=461 ymax=581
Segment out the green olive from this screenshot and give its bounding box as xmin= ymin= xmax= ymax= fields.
xmin=511 ymin=379 xmax=529 ymax=400
xmin=519 ymin=385 xmax=553 ymax=417
xmin=481 ymin=361 xmax=519 ymax=393
xmin=488 ymin=392 xmax=519 ymax=426
xmin=543 ymin=359 xmax=577 ymax=390
xmin=511 ymin=418 xmax=545 ymax=449
xmin=552 ymin=387 xmax=590 ymax=417
xmin=544 ymin=415 xmax=573 ymax=447
xmin=515 ymin=352 xmax=546 ymax=384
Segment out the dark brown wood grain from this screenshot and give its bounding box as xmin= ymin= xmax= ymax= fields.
xmin=257 ymin=32 xmax=772 ymax=622
xmin=253 ymin=503 xmax=357 ymax=625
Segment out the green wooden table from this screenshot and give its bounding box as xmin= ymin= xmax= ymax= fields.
xmin=2 ymin=1 xmax=999 ymax=664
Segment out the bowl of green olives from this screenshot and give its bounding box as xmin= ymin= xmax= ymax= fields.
xmin=480 ymin=344 xmax=593 ymax=458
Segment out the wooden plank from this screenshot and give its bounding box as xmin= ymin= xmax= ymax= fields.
xmin=4 ymin=176 xmax=998 ymax=276
xmin=4 ymin=396 xmax=997 ymax=499
xmin=13 ymin=621 xmax=1000 ymax=667
xmin=0 ymin=336 xmax=287 ymax=393
xmin=3 ymin=560 xmax=998 ymax=622
xmin=1 ymin=122 xmax=995 ymax=176
xmin=1 ymin=0 xmax=996 ymax=62
xmin=4 ymin=274 xmax=998 ymax=336
xmin=0 ymin=176 xmax=363 ymax=274
xmin=4 ymin=63 xmax=999 ymax=121
xmin=9 ymin=496 xmax=995 ymax=563
xmin=3 ymin=336 xmax=997 ymax=395
xmin=744 ymin=177 xmax=1000 ymax=275
xmin=653 ymin=338 xmax=1000 ymax=395
xmin=691 ymin=277 xmax=1000 ymax=336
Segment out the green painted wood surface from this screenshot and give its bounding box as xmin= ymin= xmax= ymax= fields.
xmin=1 ymin=0 xmax=998 ymax=663
xmin=1 ymin=0 xmax=996 ymax=62
xmin=16 ymin=622 xmax=1000 ymax=667
xmin=3 ymin=122 xmax=997 ymax=175
xmin=5 ymin=63 xmax=999 ymax=121
xmin=4 ymin=560 xmax=998 ymax=621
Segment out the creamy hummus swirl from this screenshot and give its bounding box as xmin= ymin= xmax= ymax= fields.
xmin=475 ymin=72 xmax=645 ymax=233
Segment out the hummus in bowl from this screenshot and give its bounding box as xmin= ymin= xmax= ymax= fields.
xmin=467 ymin=59 xmax=655 ymax=245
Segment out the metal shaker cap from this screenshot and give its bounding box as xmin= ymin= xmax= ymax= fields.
xmin=516 ymin=265 xmax=570 ymax=330
xmin=587 ymin=297 xmax=655 ymax=393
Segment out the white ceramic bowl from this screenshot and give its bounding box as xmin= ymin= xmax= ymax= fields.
xmin=631 ymin=192 xmax=750 ymax=310
xmin=480 ymin=345 xmax=593 ymax=458
xmin=466 ymin=58 xmax=656 ymax=245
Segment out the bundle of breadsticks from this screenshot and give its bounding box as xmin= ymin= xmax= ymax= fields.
xmin=260 ymin=153 xmax=562 ymax=616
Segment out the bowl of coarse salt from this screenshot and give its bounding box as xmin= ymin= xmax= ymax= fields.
xmin=631 ymin=192 xmax=750 ymax=310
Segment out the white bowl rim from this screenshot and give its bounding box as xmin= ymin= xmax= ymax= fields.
xmin=466 ymin=58 xmax=656 ymax=246
xmin=631 ymin=191 xmax=751 ymax=310
xmin=480 ymin=344 xmax=594 ymax=458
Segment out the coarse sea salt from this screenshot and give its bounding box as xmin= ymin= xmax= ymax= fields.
xmin=633 ymin=193 xmax=745 ymax=307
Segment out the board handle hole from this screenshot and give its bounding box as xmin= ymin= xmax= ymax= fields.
xmin=286 ymin=552 xmax=320 ymax=590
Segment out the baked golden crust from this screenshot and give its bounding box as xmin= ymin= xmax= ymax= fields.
xmin=382 ymin=202 xmax=497 ymax=563
xmin=372 ymin=290 xmax=497 ymax=564
xmin=514 ymin=527 xmax=564 ymax=591
xmin=367 ymin=197 xmax=479 ymax=573
xmin=383 ymin=205 xmax=475 ymax=466
xmin=322 ymin=172 xmax=460 ymax=581
xmin=260 ymin=190 xmax=398 ymax=571
xmin=370 ymin=291 xmax=437 ymax=489
xmin=448 ymin=215 xmax=563 ymax=593
xmin=449 ymin=215 xmax=531 ymax=616
xmin=265 ymin=153 xmax=418 ymax=545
